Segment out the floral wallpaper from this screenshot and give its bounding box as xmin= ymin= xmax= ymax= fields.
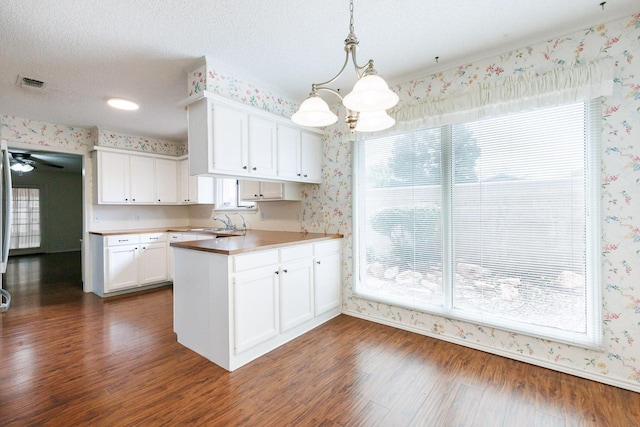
xmin=186 ymin=59 xmax=298 ymax=119
xmin=0 ymin=115 xmax=96 ymax=153
xmin=301 ymin=12 xmax=640 ymax=392
xmin=97 ymin=129 xmax=186 ymax=156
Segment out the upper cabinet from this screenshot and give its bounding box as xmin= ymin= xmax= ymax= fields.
xmin=187 ymin=93 xmax=323 ymax=184
xmin=94 ymin=148 xmax=214 ymax=206
xmin=178 ymin=159 xmax=215 ymax=204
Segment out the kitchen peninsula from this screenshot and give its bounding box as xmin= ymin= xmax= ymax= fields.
xmin=171 ymin=230 xmax=343 ymax=371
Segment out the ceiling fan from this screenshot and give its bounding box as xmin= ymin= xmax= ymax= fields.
xmin=10 ymin=152 xmax=64 ymax=172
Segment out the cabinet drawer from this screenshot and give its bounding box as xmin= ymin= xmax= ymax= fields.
xmin=139 ymin=232 xmax=167 ymax=244
xmin=280 ymin=244 xmax=313 ymax=263
xmin=314 ymin=239 xmax=341 ymax=255
xmin=233 ymin=250 xmax=279 ymax=272
xmin=105 ymin=234 xmax=140 ymax=246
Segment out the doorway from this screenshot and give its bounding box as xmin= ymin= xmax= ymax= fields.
xmin=3 ymin=147 xmax=84 ymax=299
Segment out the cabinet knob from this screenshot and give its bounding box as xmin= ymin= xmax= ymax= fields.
xmin=125 ymin=198 xmax=128 ymax=201
xmin=275 ymin=271 xmax=279 ymax=275
xmin=252 ymin=167 xmax=257 ymax=171
xmin=158 ymin=199 xmax=161 ymax=202
xmin=304 ymin=174 xmax=308 ymax=178
xmin=243 ymin=165 xmax=248 ymax=169
xmin=132 ymin=198 xmax=136 ymax=201
xmin=316 ymin=261 xmax=321 ymax=264
xmin=259 ymin=194 xmax=263 ymax=197
xmin=254 ymin=194 xmax=258 ymax=197
xmin=297 ymin=173 xmax=301 ymax=176
xmin=283 ymin=269 xmax=288 ymax=273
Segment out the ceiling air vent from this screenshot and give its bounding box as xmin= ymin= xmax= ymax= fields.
xmin=16 ymin=75 xmax=47 ymax=90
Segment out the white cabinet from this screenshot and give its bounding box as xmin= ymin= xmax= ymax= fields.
xmin=129 ymin=155 xmax=156 ymax=203
xmin=239 ymin=180 xmax=301 ymax=202
xmin=276 ymin=124 xmax=301 ymax=180
xmin=92 ymin=232 xmax=170 ymax=296
xmin=97 ymin=151 xmax=130 ymax=203
xmin=178 ymin=159 xmax=215 ymax=204
xmin=233 ymin=268 xmax=279 ymax=354
xmin=106 ymin=243 xmax=139 ymax=291
xmin=173 ymin=238 xmax=342 ymax=371
xmin=139 ymin=234 xmax=168 ymax=285
xmin=155 ymin=158 xmax=178 ymax=204
xmin=187 ymin=93 xmax=323 ymax=184
xmin=95 ymin=149 xmax=181 ymax=205
xmin=300 ymin=131 xmax=323 ymax=183
xmin=212 ymin=103 xmax=249 ymax=174
xmin=279 ymin=245 xmax=314 ymax=332
xmin=248 ymin=115 xmax=277 ymax=177
xmin=276 ymin=125 xmax=323 ymax=184
xmin=313 ymin=240 xmax=342 ymax=315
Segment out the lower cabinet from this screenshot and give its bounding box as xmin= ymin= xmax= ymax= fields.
xmin=92 ymin=232 xmax=170 ymax=296
xmin=173 ymin=238 xmax=342 ymax=371
xmin=233 ymin=269 xmax=279 ymax=354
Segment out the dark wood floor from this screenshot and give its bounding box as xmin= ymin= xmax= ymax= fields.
xmin=1 ymin=252 xmax=639 ymax=426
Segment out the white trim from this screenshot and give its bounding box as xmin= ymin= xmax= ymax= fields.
xmin=342 ymin=309 xmax=640 ymax=394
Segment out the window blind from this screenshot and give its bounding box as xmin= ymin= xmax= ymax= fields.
xmin=355 ymin=100 xmax=601 ymax=347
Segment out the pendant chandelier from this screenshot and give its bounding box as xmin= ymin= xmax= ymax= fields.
xmin=291 ymin=0 xmax=398 ymax=133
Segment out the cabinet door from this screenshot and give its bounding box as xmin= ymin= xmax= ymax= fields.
xmin=139 ymin=242 xmax=168 ymax=285
xmin=277 ymin=124 xmax=301 ymax=180
xmin=179 ymin=159 xmax=193 ymax=203
xmin=212 ymin=104 xmax=249 ymax=174
xmin=106 ymin=244 xmax=139 ymax=292
xmin=129 ymin=156 xmax=156 ymax=203
xmin=280 ymin=261 xmax=314 ymax=332
xmin=168 ymin=233 xmax=185 ymax=280
xmin=248 ymin=116 xmax=277 ymax=177
xmin=314 ymin=252 xmax=342 ymax=315
xmin=99 ymin=151 xmax=130 ymax=203
xmin=233 ymin=270 xmax=279 ymax=354
xmin=239 ymin=180 xmax=261 ymax=201
xmin=259 ymin=182 xmax=284 ymax=200
xmin=155 ymin=159 xmax=178 ymax=203
xmin=300 ymin=131 xmax=323 ymax=183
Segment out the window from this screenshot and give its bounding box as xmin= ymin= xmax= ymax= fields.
xmin=215 ymin=178 xmax=255 ymax=210
xmin=10 ymin=187 xmax=42 ymax=250
xmin=355 ymin=101 xmax=601 ymax=347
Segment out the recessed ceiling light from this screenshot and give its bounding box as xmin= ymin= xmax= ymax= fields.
xmin=107 ymin=98 xmax=139 ymax=111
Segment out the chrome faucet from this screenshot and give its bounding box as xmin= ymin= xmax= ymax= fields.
xmin=234 ymin=212 xmax=247 ymax=235
xmin=213 ymin=214 xmax=234 ymax=230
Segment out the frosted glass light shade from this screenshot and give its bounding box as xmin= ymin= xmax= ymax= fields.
xmin=291 ymin=96 xmax=338 ymax=127
xmin=343 ymin=75 xmax=399 ymax=112
xmin=10 ymin=163 xmax=34 ymax=172
xmin=354 ymin=110 xmax=396 ymax=132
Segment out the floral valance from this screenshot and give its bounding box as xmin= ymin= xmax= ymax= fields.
xmin=388 ymin=58 xmax=615 ymax=132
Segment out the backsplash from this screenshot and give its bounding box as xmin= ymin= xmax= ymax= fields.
xmin=302 ymin=12 xmax=640 ymax=392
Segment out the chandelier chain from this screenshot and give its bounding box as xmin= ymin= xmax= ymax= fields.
xmin=349 ymin=0 xmax=354 ymax=35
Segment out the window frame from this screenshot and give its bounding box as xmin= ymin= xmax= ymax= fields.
xmin=352 ymin=100 xmax=602 ymax=349
xmin=214 ymin=178 xmax=256 ymax=211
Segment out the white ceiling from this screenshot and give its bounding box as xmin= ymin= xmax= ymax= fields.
xmin=0 ymin=0 xmax=637 ymax=143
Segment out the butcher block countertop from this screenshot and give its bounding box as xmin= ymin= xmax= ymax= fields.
xmin=170 ymin=230 xmax=342 ymax=255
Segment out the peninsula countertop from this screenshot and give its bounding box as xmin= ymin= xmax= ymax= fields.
xmin=170 ymin=230 xmax=343 ymax=255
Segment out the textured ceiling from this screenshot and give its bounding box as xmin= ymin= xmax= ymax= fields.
xmin=0 ymin=0 xmax=637 ymax=143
